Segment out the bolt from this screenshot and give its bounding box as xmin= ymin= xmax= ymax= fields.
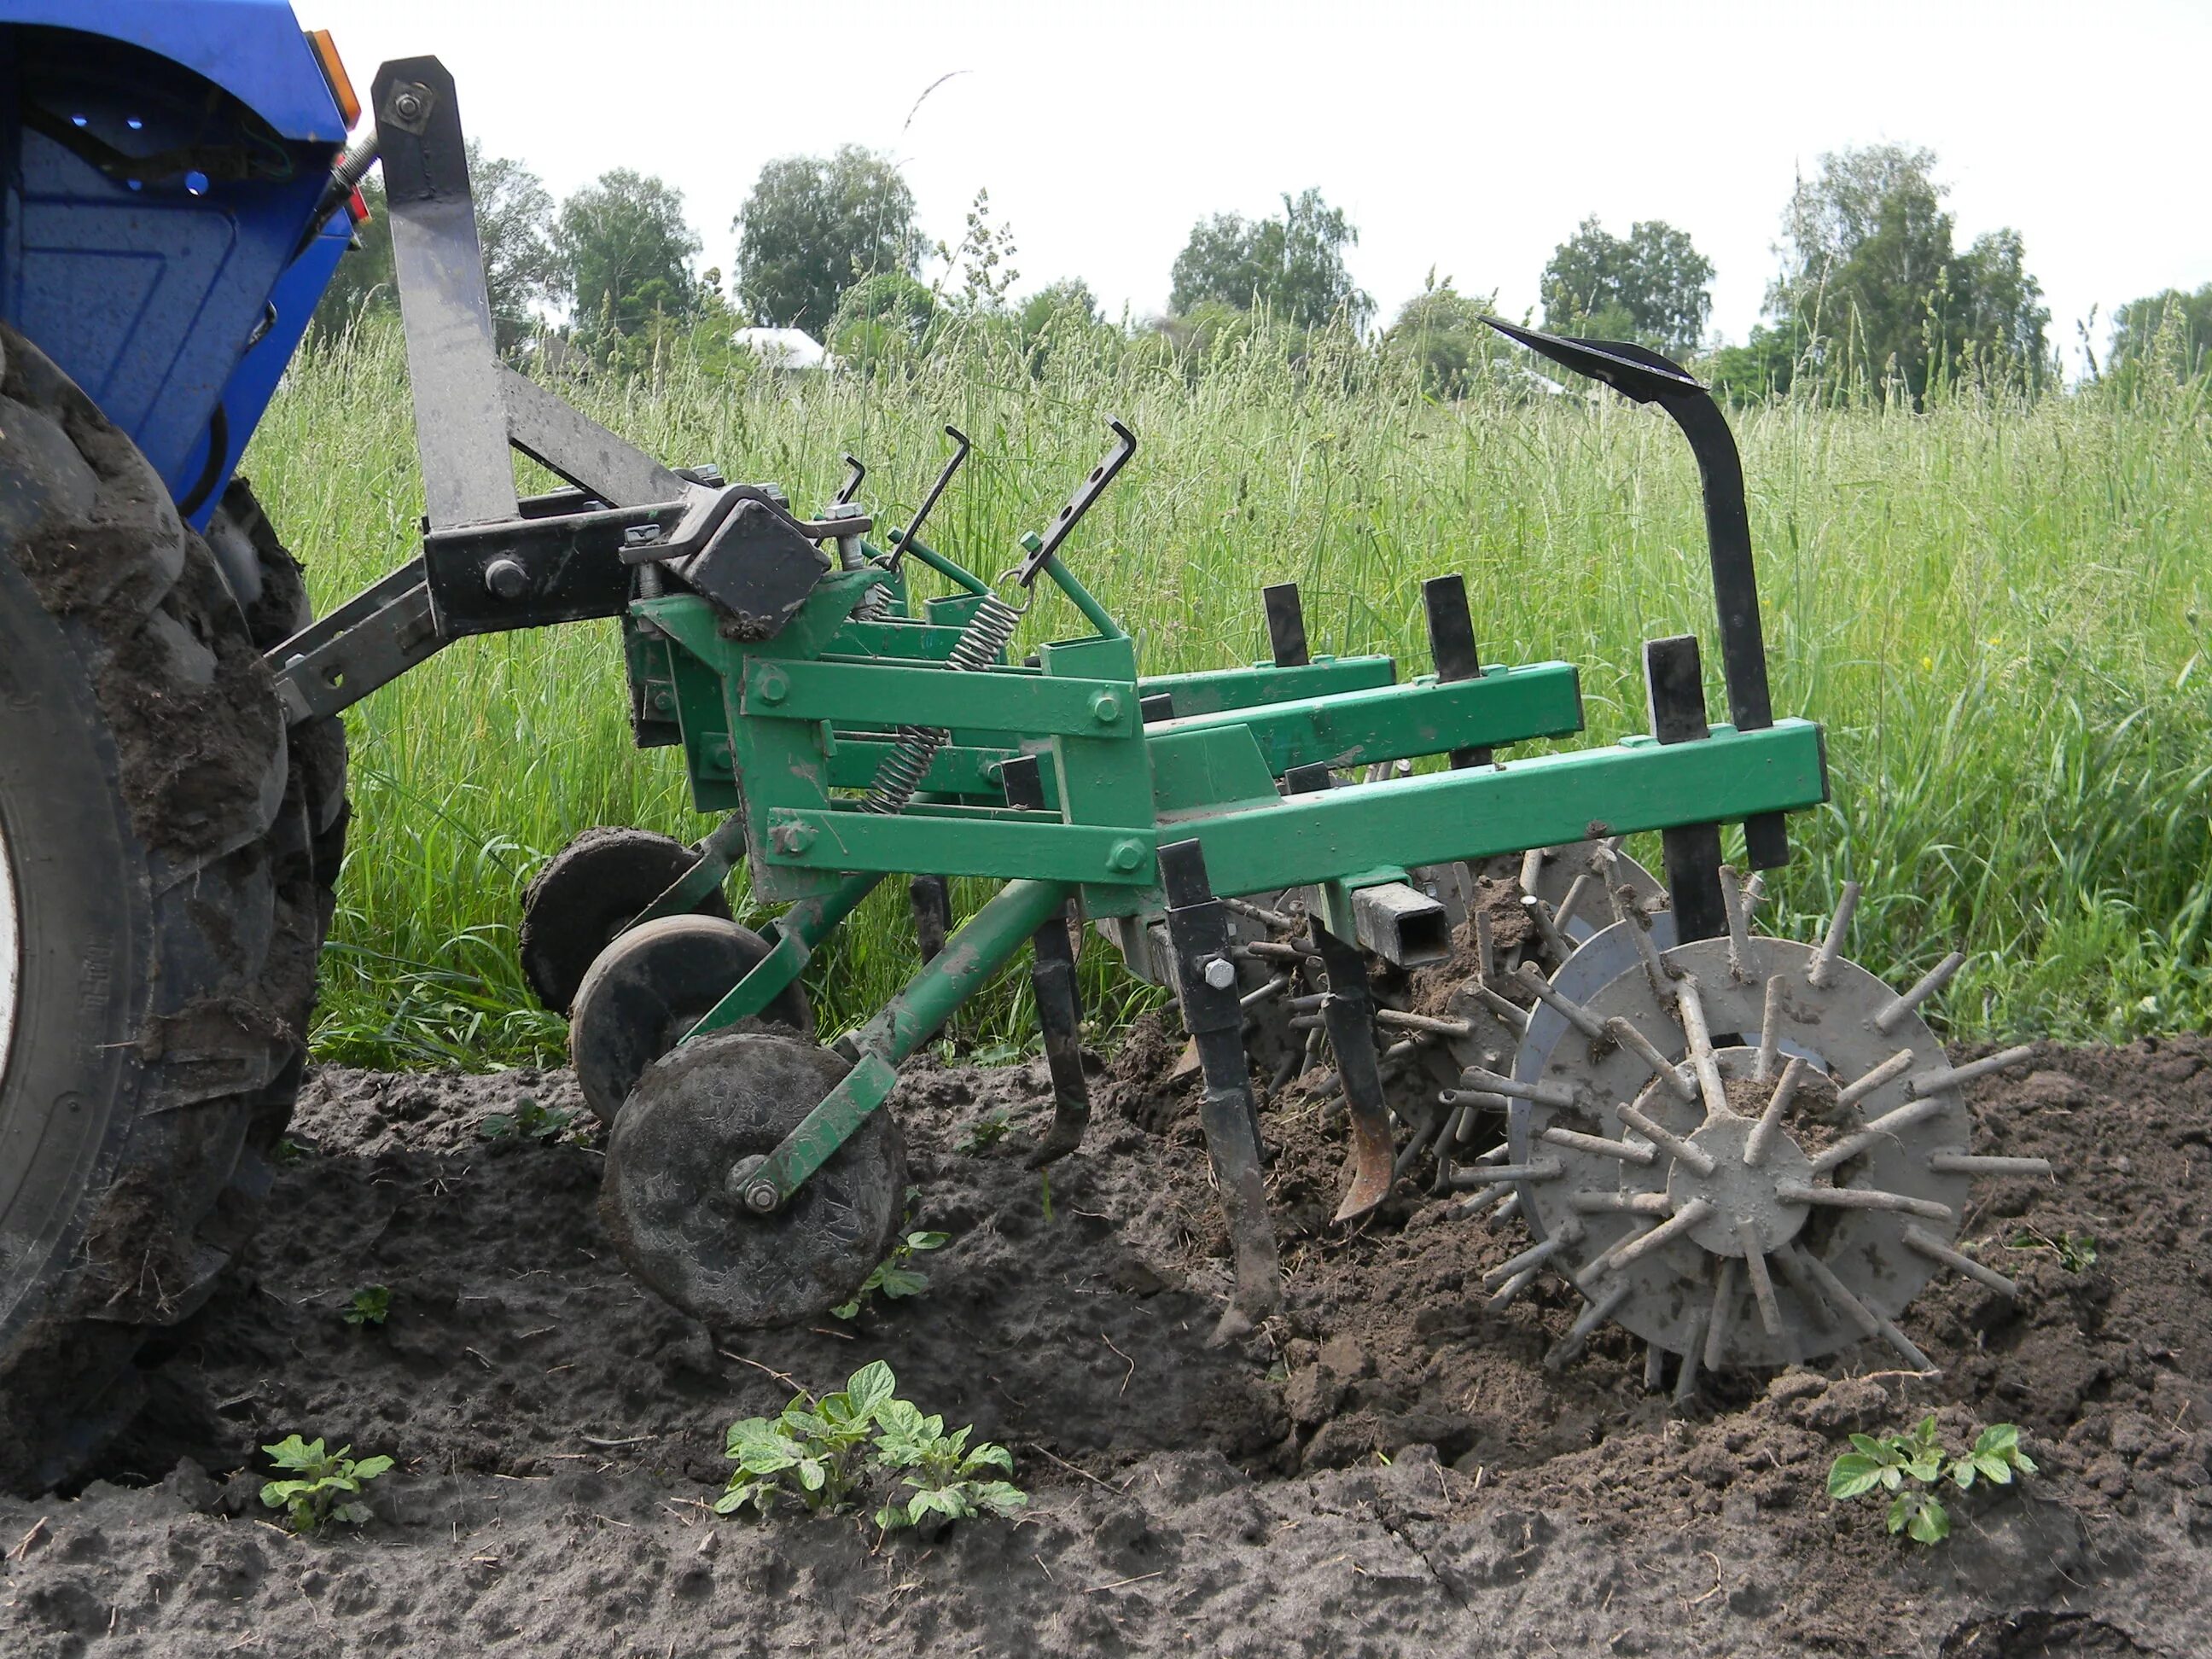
xmin=392 ymin=90 xmax=424 ymax=119
xmin=755 ymin=666 xmax=790 ymax=705
xmin=726 ymin=1156 xmax=779 ymax=1213
xmin=651 ymin=687 xmax=675 ymax=713
xmin=1090 ymin=690 xmax=1122 ymax=725
xmin=1106 ymin=838 xmax=1145 ymax=873
xmin=1202 ymin=956 xmax=1237 ymax=991
xmin=1018 ymin=531 xmax=1044 ymax=555
xmin=483 ymin=558 xmax=528 ymax=600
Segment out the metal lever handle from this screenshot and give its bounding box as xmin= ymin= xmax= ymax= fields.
xmin=1015 ymin=417 xmax=1136 ymax=586
xmin=888 ymin=425 xmax=970 ymax=569
xmin=833 ymin=453 xmax=866 ymax=506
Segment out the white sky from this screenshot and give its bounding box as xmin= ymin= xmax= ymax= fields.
xmin=305 ymin=0 xmax=2212 ymax=365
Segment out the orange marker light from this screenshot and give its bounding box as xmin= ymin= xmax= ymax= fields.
xmin=307 ymin=29 xmax=361 ymax=128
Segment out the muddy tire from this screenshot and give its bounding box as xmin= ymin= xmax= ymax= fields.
xmin=0 ymin=325 xmax=346 ymax=1493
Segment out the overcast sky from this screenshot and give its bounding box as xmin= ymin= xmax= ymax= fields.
xmin=306 ymin=0 xmax=2212 ymax=367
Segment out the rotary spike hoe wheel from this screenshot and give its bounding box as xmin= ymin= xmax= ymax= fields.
xmin=1485 ymin=881 xmax=2046 ymax=1391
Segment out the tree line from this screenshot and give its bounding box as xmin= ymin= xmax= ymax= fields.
xmin=312 ymin=138 xmax=2209 ymax=400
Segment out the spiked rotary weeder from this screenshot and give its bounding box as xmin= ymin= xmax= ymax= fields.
xmin=267 ymin=63 xmax=2048 ymax=1387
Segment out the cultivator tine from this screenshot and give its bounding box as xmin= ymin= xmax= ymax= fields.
xmin=1313 ymin=919 xmax=1397 ymax=1224
xmin=1263 ymin=582 xmax=1309 ymax=667
xmin=910 ymin=873 xmax=951 ymax=963
xmin=995 ymin=756 xmax=1092 ymax=1167
xmin=1158 ymin=840 xmax=1281 ymax=1341
xmin=1422 ymin=573 xmax=1491 ymax=768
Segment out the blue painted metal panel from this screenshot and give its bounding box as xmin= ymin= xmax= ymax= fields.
xmin=0 ymin=6 xmax=354 ymax=519
xmin=6 ymin=0 xmax=346 ymax=142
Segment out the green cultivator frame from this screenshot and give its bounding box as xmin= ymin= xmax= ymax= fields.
xmin=276 ymin=56 xmax=2047 ymax=1385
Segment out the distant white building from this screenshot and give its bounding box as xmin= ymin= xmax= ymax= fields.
xmin=731 ymin=327 xmax=828 ymax=370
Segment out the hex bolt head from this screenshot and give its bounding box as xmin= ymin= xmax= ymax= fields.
xmin=1202 ymin=956 xmax=1237 ymax=990
xmin=1090 ymin=690 xmax=1122 ymax=725
xmin=1106 ymin=839 xmax=1145 ymax=872
xmin=392 ymin=90 xmax=424 ymax=119
xmin=483 ymin=557 xmax=529 ymax=600
xmin=755 ymin=667 xmax=790 ymax=705
xmin=726 ymin=1156 xmax=779 ymax=1214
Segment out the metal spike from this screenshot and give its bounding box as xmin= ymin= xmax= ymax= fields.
xmin=1604 ymin=1016 xmax=1697 ymax=1103
xmin=1703 ymin=1259 xmax=1739 ymax=1373
xmin=1673 ymin=1322 xmax=1704 ymax=1403
xmin=1836 ymin=1047 xmax=1917 ymax=1109
xmin=1448 ymin=1158 xmax=1563 ymax=1188
xmin=1719 ymin=865 xmax=1754 ymax=980
xmin=1627 ymin=905 xmax=1674 ymax=998
xmin=1807 ymin=882 xmax=1860 ymax=989
xmin=1901 ymin=1225 xmax=2020 ymax=1298
xmin=1644 ymin=1342 xmax=1666 ymax=1391
xmin=1929 ymin=1151 xmax=2052 ymax=1178
xmin=1776 ymin=1183 xmax=1955 ymax=1223
xmin=1554 ymin=872 xmax=1596 ymax=937
xmin=1239 ymin=972 xmax=1295 ymax=1010
xmin=1906 ymin=1045 xmax=2036 ymax=1098
xmin=1788 ymin=1248 xmax=1878 ymax=1338
xmin=1743 ymin=1056 xmax=1806 ymax=1168
xmin=1540 ymin=1125 xmax=1658 ymax=1165
xmin=1615 ymin=1101 xmax=1717 ymax=1176
xmin=1490 ymin=1190 xmax=1522 ymax=1225
xmin=1809 ymin=1093 xmax=1950 ymax=1174
xmin=1486 ymin=1264 xmax=1541 ymax=1312
xmin=1598 ymin=1199 xmax=1714 ymax=1275
xmin=1516 ymin=963 xmax=1607 ymax=1039
xmin=1741 ymin=870 xmax=1767 ymax=919
xmin=1454 ymin=1068 xmax=1576 ymax=1109
xmin=1476 ymin=1140 xmax=1511 ymax=1164
xmin=1522 ymin=895 xmax=1570 ymax=961
xmin=1545 ymin=1282 xmax=1632 ymax=1370
xmin=1519 ymin=847 xmax=1546 ymax=894
xmin=1755 ymin=974 xmax=1785 ymax=1081
xmin=1570 ymin=1190 xmax=1673 ymax=1215
xmin=1482 ymin=1234 xmax=1568 ymax=1289
xmin=1738 ymin=1226 xmax=1784 ymax=1336
xmin=1872 ymin=1315 xmax=1937 ymax=1373
xmin=1774 ymin=1245 xmax=1838 ymax=1331
xmin=1673 ymin=979 xmax=1730 ymax=1121
xmin=1473 ymin=908 xmax=1495 ymax=987
xmin=1873 ymin=951 xmax=1966 ymax=1034
xmin=1465 ymin=979 xmax=1534 ymax=1033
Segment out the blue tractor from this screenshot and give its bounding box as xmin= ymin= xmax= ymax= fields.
xmin=0 ymin=1 xmax=364 ymax=1490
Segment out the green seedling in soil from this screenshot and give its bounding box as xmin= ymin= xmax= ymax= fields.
xmin=2007 ymin=1226 xmax=2098 ymax=1272
xmin=717 ymin=1360 xmax=897 ymax=1518
xmin=958 ymin=1111 xmax=1012 ymax=1155
xmin=870 ymin=1396 xmax=1027 ymax=1531
xmin=272 ymin=1137 xmax=309 ymax=1165
xmin=259 ymin=1435 xmax=395 ymax=1534
xmin=1828 ymin=1416 xmax=2038 ymax=1544
xmin=479 ymin=1095 xmax=578 ymax=1143
xmin=831 ymin=1229 xmax=948 ymax=1319
xmin=716 ymin=1359 xmax=1026 ymax=1529
xmin=342 ymin=1285 xmax=392 ymax=1327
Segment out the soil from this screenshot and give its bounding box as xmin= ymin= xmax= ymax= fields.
xmin=4 ymin=1036 xmax=2210 ymax=1657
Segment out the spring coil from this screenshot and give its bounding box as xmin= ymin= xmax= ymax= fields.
xmin=859 ymin=590 xmax=1024 ymax=815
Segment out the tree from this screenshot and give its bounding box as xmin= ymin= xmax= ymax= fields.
xmin=1540 ymin=217 xmax=1713 ymax=358
xmin=470 ymin=143 xmax=558 ymax=356
xmin=1768 ymin=143 xmax=2047 ymax=399
xmin=1167 ymin=189 xmax=1371 ymax=329
xmin=827 ymin=271 xmax=939 ymax=366
xmin=2110 ymin=282 xmax=2212 ymax=377
xmin=734 ymin=146 xmax=925 ymax=335
xmin=1382 ymin=273 xmax=1503 ymax=396
xmin=556 ymin=169 xmax=702 ymax=346
xmin=1017 ymin=278 xmax=1104 ymax=374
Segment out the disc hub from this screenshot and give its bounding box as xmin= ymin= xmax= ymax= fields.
xmin=1666 ymin=1114 xmax=1813 ymax=1258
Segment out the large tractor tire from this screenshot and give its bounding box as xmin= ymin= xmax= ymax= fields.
xmin=0 ymin=324 xmax=346 ymax=1493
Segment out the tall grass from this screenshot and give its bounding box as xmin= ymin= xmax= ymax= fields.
xmin=245 ymin=319 xmax=2212 ymax=1068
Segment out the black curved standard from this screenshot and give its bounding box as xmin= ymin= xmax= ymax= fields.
xmin=1482 ymin=317 xmax=1790 ymax=878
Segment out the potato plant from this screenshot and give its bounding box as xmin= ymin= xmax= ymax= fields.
xmin=1827 ymin=1416 xmax=2037 ymax=1544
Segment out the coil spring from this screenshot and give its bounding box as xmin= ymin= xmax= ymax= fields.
xmin=859 ymin=590 xmax=1024 ymax=815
